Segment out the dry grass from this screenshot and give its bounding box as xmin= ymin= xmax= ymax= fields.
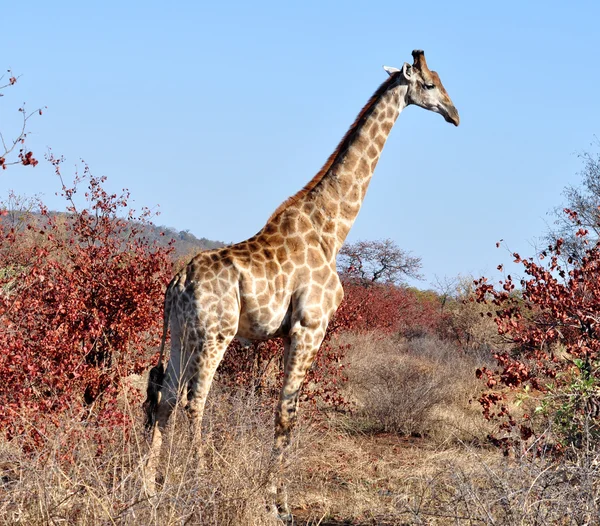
xmin=0 ymin=385 xmax=286 ymax=525
xmin=1 ymin=335 xmax=599 ymax=525
xmin=291 ymin=426 xmax=600 ymax=525
xmin=339 ymin=332 xmax=494 ymax=444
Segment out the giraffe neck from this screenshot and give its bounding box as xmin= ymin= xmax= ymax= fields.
xmin=266 ymin=78 xmax=408 ymax=258
xmin=315 ymin=84 xmax=407 ymax=252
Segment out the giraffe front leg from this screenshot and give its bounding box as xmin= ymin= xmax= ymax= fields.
xmin=269 ymin=330 xmax=324 ymax=520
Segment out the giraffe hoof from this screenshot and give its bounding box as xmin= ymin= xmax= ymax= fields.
xmin=277 ymin=512 xmax=293 ymax=524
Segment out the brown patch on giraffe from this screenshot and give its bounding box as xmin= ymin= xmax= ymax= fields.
xmin=296 ymin=214 xmax=312 ymax=233
xmin=369 ymin=123 xmax=380 ymax=139
xmin=266 ymin=260 xmax=279 ymax=277
xmin=357 ymin=157 xmax=370 ymax=177
xmin=255 ymin=279 xmax=268 ymax=295
xmin=328 ymin=202 xmax=341 ymax=218
xmin=339 ymin=174 xmax=353 ymax=195
xmin=367 ymin=145 xmax=378 ymax=159
xmin=203 ymin=270 xmax=217 ymax=281
xmin=263 ymin=232 xmax=284 ymax=247
xmin=303 ymin=201 xmax=317 ymax=216
xmin=286 ymin=234 xmax=304 ymax=252
xmin=276 ymin=246 xmax=288 ymax=261
xmin=279 ymin=214 xmax=296 ymax=236
xmin=256 ymin=291 xmax=270 ymax=305
xmin=220 ymin=255 xmax=233 ymax=267
xmin=386 ymin=106 xmax=396 ymax=118
xmin=340 ymin=202 xmax=361 ymax=223
xmin=262 ymin=222 xmax=277 ymax=235
xmin=228 ymin=246 xmax=247 ymax=258
xmin=273 ymin=273 xmax=286 ymax=291
xmin=217 ymin=276 xmax=232 ymax=290
xmin=249 ymin=264 xmax=266 ymax=281
xmin=309 ymin=208 xmax=325 ymax=226
xmin=290 ymin=250 xmax=306 ymax=265
xmin=266 ymin=74 xmax=398 ymax=223
xmin=312 ymin=266 xmax=330 ymax=282
xmin=282 ymin=261 xmax=294 ymax=275
xmin=322 ymin=219 xmax=335 ymax=234
xmin=381 ymin=121 xmax=393 ymax=134
xmin=374 ymin=135 xmax=386 ymax=150
xmin=307 ymin=247 xmax=325 ymax=267
xmin=305 ymin=231 xmax=321 ymax=246
xmin=346 ymin=186 xmax=361 ymax=204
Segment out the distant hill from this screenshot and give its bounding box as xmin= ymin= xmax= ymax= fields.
xmin=145 ymin=224 xmax=225 ymax=258
xmin=0 ymin=209 xmax=225 ymax=260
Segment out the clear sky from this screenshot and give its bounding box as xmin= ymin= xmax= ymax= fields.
xmin=1 ymin=1 xmax=598 ymax=288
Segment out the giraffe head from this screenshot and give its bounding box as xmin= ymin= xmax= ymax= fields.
xmin=384 ymin=50 xmax=459 ymax=126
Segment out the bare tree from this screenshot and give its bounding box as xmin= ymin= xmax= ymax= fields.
xmin=546 ymin=140 xmax=600 ymax=261
xmin=0 ymin=70 xmax=43 ymax=171
xmin=338 ymin=238 xmax=422 ymax=285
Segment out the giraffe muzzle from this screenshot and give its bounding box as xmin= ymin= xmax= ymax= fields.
xmin=444 ymin=107 xmax=460 ymax=126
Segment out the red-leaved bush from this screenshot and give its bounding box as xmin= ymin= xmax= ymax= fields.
xmin=0 ymin=157 xmax=172 ymax=452
xmin=475 ymin=209 xmax=600 ymax=452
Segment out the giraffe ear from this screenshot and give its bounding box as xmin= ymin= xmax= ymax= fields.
xmin=383 ymin=65 xmax=401 ymax=76
xmin=402 ymin=62 xmax=413 ymax=79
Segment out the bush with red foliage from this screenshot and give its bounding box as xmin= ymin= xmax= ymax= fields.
xmin=0 ymin=157 xmax=172 ymax=451
xmin=335 ymin=280 xmax=445 ymax=337
xmin=475 ymin=210 xmax=600 ymax=452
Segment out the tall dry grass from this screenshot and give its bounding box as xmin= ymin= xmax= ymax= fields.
xmin=339 ymin=332 xmax=494 ymax=444
xmin=1 ymin=333 xmax=599 ymax=525
xmin=290 ymin=429 xmax=600 ymax=525
xmin=0 ymin=384 xmax=294 ymax=525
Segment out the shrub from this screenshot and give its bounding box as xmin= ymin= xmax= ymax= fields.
xmin=0 ymin=158 xmax=172 ymax=452
xmin=475 ymin=210 xmax=600 ymax=453
xmin=342 ymin=333 xmax=489 ymax=440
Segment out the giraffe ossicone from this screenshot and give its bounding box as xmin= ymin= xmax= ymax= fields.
xmin=143 ymin=49 xmax=459 ymax=518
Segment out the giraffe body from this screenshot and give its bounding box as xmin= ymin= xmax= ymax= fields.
xmin=144 ymin=50 xmax=459 ymax=518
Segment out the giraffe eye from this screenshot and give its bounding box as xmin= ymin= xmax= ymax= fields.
xmin=423 ymin=83 xmax=436 ymax=90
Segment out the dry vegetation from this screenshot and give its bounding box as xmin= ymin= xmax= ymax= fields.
xmin=339 ymin=333 xmax=493 ymax=442
xmin=2 ymin=332 xmax=599 ymax=525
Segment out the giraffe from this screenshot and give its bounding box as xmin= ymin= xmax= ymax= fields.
xmin=143 ymin=49 xmax=459 ymax=518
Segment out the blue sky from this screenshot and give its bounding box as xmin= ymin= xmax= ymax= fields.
xmin=1 ymin=1 xmax=598 ymax=288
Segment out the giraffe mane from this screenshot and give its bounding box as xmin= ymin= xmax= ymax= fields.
xmin=266 ymin=74 xmax=398 ymax=223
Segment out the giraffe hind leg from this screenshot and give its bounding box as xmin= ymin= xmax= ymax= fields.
xmin=185 ymin=337 xmax=233 ymax=455
xmin=143 ymin=325 xmax=185 ymax=494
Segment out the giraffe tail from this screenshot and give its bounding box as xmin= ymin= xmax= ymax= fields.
xmin=143 ymin=276 xmax=175 ymax=430
xmin=143 ymin=362 xmax=165 ymax=430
